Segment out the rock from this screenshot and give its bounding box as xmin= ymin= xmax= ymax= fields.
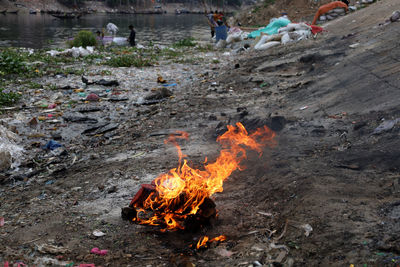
xmin=373 ymin=119 xmax=399 ymax=135
xmin=326 ymin=15 xmax=335 ymax=20
xmin=0 ymin=150 xmax=11 ymax=171
xmin=109 ymin=96 xmax=129 ymax=102
xmin=76 ymin=106 xmax=102 ymax=113
xmin=107 ymin=185 xmax=117 ymax=193
xmin=63 ymin=114 xmax=98 ymax=123
xmin=145 ymin=88 xmax=172 ymax=101
xmin=82 ymin=123 xmax=119 ymax=136
xmin=96 ymin=79 xmax=119 ymax=86
xmin=37 ymin=244 xmax=69 ymax=254
xmin=333 ymin=8 xmax=346 ymax=14
xmin=353 ymin=121 xmax=367 ymax=130
xmin=390 ymin=10 xmax=400 ymax=22
xmin=86 ymin=93 xmax=100 ymax=102
xmin=83 ymin=254 xmax=95 ymax=261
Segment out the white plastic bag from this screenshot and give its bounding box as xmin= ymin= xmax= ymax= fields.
xmin=112 ymin=37 xmax=128 ymax=46
xmin=106 ymin=23 xmax=119 ymax=35
xmin=255 ymin=40 xmax=280 ymax=51
xmin=0 ymin=125 xmax=24 ymax=170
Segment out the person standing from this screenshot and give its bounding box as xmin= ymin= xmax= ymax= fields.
xmin=128 ymin=25 xmax=136 ymax=47
xmin=205 ymin=10 xmax=217 ymax=38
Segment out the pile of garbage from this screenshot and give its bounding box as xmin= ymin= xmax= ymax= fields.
xmin=316 ymin=7 xmax=347 ymax=25
xmin=224 ymin=15 xmax=317 ymax=52
xmin=253 ymin=23 xmax=312 ymax=51
xmin=46 ymin=46 xmax=95 ymax=58
xmin=0 ymin=124 xmax=24 ymax=171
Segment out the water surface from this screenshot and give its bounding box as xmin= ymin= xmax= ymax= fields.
xmin=0 ymin=13 xmax=210 ymax=48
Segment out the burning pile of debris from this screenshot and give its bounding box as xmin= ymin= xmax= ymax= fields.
xmin=122 ymin=122 xmax=276 ymax=235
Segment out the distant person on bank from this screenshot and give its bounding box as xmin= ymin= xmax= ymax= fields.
xmin=128 ymin=25 xmax=136 ymax=47
xmin=205 ymin=10 xmax=217 ymax=37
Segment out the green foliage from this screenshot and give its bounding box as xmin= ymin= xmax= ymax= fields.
xmin=26 ymin=81 xmax=42 ymax=89
xmin=69 ymin=30 xmax=97 ymax=48
xmin=106 ymin=54 xmax=153 ymax=68
xmin=0 ymin=49 xmax=29 ymax=76
xmin=160 ymin=48 xmax=183 ymax=59
xmin=196 ymin=44 xmax=214 ymax=52
xmin=173 ymin=37 xmax=196 ymax=48
xmin=263 ymin=0 xmax=275 ymax=7
xmin=0 ymin=88 xmax=21 ymax=107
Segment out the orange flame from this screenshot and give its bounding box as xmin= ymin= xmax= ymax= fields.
xmin=132 ymin=122 xmax=276 ymax=231
xmin=196 ymin=235 xmax=227 ymax=249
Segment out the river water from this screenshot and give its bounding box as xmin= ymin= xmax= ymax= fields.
xmin=0 ymin=13 xmax=211 ymax=49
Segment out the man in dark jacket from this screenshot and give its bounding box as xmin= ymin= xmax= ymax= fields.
xmin=128 ymin=25 xmax=136 ymax=47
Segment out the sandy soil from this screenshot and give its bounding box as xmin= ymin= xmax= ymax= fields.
xmin=1 ymin=0 xmax=400 ymax=266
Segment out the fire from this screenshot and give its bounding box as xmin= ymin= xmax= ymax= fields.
xmin=131 ymin=122 xmax=276 ymax=231
xmin=196 ymin=235 xmax=227 ymax=249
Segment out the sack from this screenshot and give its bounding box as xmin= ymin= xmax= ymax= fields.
xmin=254 ymin=40 xmax=280 ymax=50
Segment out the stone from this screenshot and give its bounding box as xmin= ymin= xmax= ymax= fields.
xmin=0 ymin=150 xmax=11 ymax=171
xmin=86 ymin=93 xmax=100 ymax=102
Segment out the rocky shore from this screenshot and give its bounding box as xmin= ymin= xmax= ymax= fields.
xmin=1 ymin=0 xmax=400 ymax=265
xmin=0 ymin=0 xmax=235 ymax=15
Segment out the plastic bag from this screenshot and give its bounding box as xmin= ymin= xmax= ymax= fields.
xmin=0 ymin=125 xmax=24 ymax=170
xmin=106 ymin=23 xmax=119 ymax=35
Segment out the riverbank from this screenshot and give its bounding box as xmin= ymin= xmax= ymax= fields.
xmin=1 ymin=0 xmax=400 ymax=265
xmin=0 ymin=0 xmax=237 ymax=15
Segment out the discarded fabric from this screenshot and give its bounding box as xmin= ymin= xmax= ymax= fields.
xmin=43 ymin=140 xmax=62 ymax=150
xmin=90 ymin=247 xmax=108 ymax=255
xmin=248 ymin=17 xmax=291 ymax=38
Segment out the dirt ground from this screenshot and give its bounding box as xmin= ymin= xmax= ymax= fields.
xmin=1 ymin=0 xmax=400 ymax=266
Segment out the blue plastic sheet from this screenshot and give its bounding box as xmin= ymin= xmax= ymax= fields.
xmin=43 ymin=140 xmax=62 ymax=150
xmin=248 ymin=18 xmax=291 ymax=38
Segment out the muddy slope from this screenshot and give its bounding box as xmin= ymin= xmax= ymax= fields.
xmin=1 ymin=0 xmax=399 ymax=266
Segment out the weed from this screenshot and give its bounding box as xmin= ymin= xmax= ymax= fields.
xmin=173 ymin=37 xmax=196 ymax=48
xmin=263 ymin=0 xmax=275 ymax=7
xmin=27 ymin=81 xmax=42 ymax=89
xmin=106 ymin=54 xmax=153 ymax=68
xmin=196 ymin=44 xmax=214 ymax=52
xmin=69 ymin=30 xmax=97 ymax=48
xmin=46 ymin=83 xmax=58 ymax=90
xmin=0 ymin=88 xmax=21 ymax=107
xmin=0 ymin=49 xmax=29 ymax=76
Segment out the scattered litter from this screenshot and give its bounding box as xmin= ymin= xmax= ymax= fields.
xmin=349 ymin=43 xmax=360 ymax=48
xmin=257 ymin=211 xmax=273 ymax=217
xmin=372 ymin=119 xmax=400 ymax=135
xmin=92 ymin=230 xmax=106 ymax=237
xmin=214 ymin=247 xmax=234 ymax=257
xmin=248 ymin=16 xmax=291 ymax=38
xmin=253 ymin=261 xmax=262 ymax=266
xmin=37 ymin=244 xmax=69 ymax=254
xmin=43 ymin=140 xmax=62 ymax=150
xmin=46 ymin=46 xmax=95 ymax=58
xmin=390 ymin=10 xmax=400 ymax=22
xmin=301 ymin=224 xmax=313 ymax=237
xmin=0 ymin=217 xmax=4 ymax=227
xmin=275 ymin=250 xmax=287 ymax=263
xmin=162 ymin=83 xmax=177 ymax=87
xmin=90 ymin=247 xmax=108 ymax=255
xmin=269 ymin=242 xmax=289 ymax=252
xmin=34 ymin=257 xmax=71 ymax=266
xmin=300 ymin=105 xmax=309 ymax=110
xmin=157 ymin=76 xmax=167 ymax=84
xmin=0 ymin=125 xmax=24 ymax=170
xmin=106 ymin=22 xmax=119 ymax=35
